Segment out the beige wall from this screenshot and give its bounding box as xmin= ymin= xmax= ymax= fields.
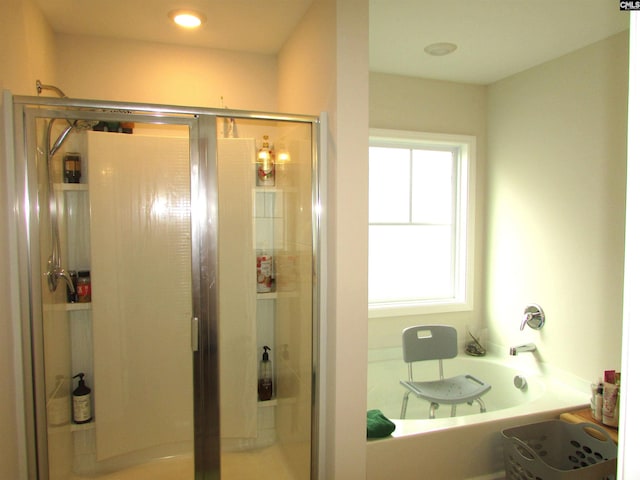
xmin=365 ymin=30 xmax=629 ymax=480
xmin=368 ymin=33 xmax=628 ymax=385
xmin=329 ymin=2 xmax=369 ymax=477
xmin=55 ymin=34 xmax=278 ymax=110
xmin=368 ymin=73 xmax=487 ymax=349
xmin=3 ymin=0 xmax=370 ymax=478
xmin=280 ymin=1 xmax=369 ymax=478
xmin=486 ymin=32 xmax=629 ymax=380
xmin=1 ymin=0 xmax=57 ymax=478
xmin=0 ymin=0 xmax=57 ymax=94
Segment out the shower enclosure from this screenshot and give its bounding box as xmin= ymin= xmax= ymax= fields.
xmin=9 ymin=92 xmax=322 ymax=479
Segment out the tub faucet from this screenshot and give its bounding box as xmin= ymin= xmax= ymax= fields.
xmin=509 ymin=343 xmax=536 ymax=356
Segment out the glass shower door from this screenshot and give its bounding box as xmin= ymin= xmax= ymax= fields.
xmin=19 ymin=104 xmax=200 ymax=479
xmin=216 ymin=117 xmax=315 ymax=480
xmin=14 ymin=98 xmax=320 ymax=480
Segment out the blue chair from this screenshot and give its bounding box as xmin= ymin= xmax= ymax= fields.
xmin=400 ymin=325 xmax=491 ymax=419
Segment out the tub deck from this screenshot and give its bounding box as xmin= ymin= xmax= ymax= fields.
xmin=367 ymin=348 xmax=590 ymax=479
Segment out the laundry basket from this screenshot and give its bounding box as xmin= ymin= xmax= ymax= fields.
xmin=501 ymin=420 xmax=617 ymax=480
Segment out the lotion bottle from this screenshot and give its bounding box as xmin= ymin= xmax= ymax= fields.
xmin=72 ymin=373 xmax=92 ymax=424
xmin=594 ymin=381 xmax=603 ymax=422
xmin=258 ymin=346 xmax=273 ymax=401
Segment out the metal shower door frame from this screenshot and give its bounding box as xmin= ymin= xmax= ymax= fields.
xmin=10 ymin=94 xmax=323 ymax=480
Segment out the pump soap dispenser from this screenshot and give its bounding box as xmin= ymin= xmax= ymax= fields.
xmin=72 ymin=373 xmax=92 ymax=424
xmin=258 ymin=346 xmax=273 ymax=401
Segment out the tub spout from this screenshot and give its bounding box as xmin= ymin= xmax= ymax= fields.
xmin=509 ymin=343 xmax=536 ymax=356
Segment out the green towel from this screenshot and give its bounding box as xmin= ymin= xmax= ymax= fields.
xmin=367 ymin=409 xmax=396 ymax=438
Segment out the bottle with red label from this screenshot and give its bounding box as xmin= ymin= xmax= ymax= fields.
xmin=256 ymin=252 xmax=274 ymax=293
xmin=77 ymin=270 xmax=91 ymax=303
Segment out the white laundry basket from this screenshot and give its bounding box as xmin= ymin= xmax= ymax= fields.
xmin=501 ymin=420 xmax=617 ymax=480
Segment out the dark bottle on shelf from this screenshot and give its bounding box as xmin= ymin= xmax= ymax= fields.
xmin=77 ymin=270 xmax=91 ymax=303
xmin=72 ymin=373 xmax=92 ymax=424
xmin=258 ymin=346 xmax=273 ymax=401
xmin=63 ymin=152 xmax=81 ymax=183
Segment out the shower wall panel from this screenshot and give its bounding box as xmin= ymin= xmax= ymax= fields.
xmin=217 ymin=138 xmax=258 ymax=439
xmin=87 ymin=132 xmax=193 ymax=461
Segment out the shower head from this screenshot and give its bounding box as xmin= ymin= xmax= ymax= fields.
xmin=36 ymin=80 xmax=68 ymax=98
xmin=48 ymin=119 xmax=99 ymax=157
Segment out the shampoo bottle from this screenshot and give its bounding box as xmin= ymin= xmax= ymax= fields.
xmin=256 ymin=135 xmax=275 ymax=186
xmin=258 ymin=346 xmax=273 ymax=401
xmin=72 ymin=373 xmax=92 ymax=424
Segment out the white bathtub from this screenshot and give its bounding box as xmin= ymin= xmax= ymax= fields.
xmin=366 ymin=347 xmax=590 ymax=479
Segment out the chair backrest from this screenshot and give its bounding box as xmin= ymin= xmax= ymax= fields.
xmin=402 ymin=325 xmax=458 ymax=363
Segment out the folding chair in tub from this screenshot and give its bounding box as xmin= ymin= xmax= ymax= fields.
xmin=400 ymin=325 xmax=491 ymax=419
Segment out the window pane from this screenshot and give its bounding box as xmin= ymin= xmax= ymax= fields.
xmin=369 ymin=147 xmax=410 ymax=223
xmin=412 ymin=149 xmax=453 ymax=224
xmin=368 ymin=225 xmax=453 ymax=303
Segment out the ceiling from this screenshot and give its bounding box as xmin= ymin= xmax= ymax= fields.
xmin=35 ymin=0 xmax=630 ymax=85
xmin=370 ymin=0 xmax=630 ymax=84
xmin=34 ymin=0 xmax=314 ymax=55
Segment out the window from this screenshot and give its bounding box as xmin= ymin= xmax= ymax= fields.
xmin=368 ymin=129 xmax=475 ymax=317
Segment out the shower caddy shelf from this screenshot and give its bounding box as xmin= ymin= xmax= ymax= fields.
xmin=258 ymin=292 xmax=277 ymax=300
xmin=253 ymin=177 xmax=285 ymax=416
xmin=48 ymin=171 xmax=94 ymax=436
xmin=257 ymin=291 xmax=297 ymax=301
xmin=53 ymin=183 xmax=89 ymax=191
xmin=44 ymin=302 xmax=91 ymax=312
xmin=48 ymin=420 xmax=95 ymax=435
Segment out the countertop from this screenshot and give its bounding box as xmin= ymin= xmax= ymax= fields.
xmin=560 ymin=407 xmax=618 ymax=444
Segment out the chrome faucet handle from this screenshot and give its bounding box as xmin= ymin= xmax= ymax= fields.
xmin=57 ymin=268 xmax=75 ymax=293
xmin=520 ymin=304 xmax=545 ymax=330
xmin=45 ymin=261 xmax=75 ymax=293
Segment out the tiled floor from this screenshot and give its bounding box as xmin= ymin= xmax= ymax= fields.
xmin=69 ymin=445 xmax=296 ymax=480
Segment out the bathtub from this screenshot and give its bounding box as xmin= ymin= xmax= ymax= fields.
xmin=366 ymin=346 xmax=590 ymax=479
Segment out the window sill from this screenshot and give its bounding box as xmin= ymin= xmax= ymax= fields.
xmin=368 ymin=299 xmax=472 ymax=318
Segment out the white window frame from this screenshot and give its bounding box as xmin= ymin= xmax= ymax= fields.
xmin=368 ymin=129 xmax=476 ymax=318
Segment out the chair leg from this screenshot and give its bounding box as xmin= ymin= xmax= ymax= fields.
xmin=400 ymin=391 xmax=411 ymax=419
xmin=429 ymin=402 xmax=439 ymax=419
xmin=475 ymin=397 xmax=487 ymax=413
xmin=450 ymin=404 xmax=457 ymax=417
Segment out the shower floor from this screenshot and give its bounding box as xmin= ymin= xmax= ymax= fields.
xmin=68 ymin=445 xmax=297 ymax=480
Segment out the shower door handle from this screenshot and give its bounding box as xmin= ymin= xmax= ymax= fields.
xmin=191 ymin=317 xmax=199 ymax=352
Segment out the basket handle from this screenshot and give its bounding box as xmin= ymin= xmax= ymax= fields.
xmin=576 ymin=421 xmax=617 ymax=446
xmin=507 ymin=436 xmax=542 ymax=465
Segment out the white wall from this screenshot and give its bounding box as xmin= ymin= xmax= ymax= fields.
xmin=368 ymin=73 xmax=487 ymax=349
xmin=486 ymin=32 xmax=628 ymax=382
xmin=620 ymin=13 xmax=640 ymax=479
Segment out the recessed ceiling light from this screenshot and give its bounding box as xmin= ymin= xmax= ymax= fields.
xmin=424 ymin=42 xmax=458 ymax=56
xmin=169 ymin=10 xmax=206 ymax=29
